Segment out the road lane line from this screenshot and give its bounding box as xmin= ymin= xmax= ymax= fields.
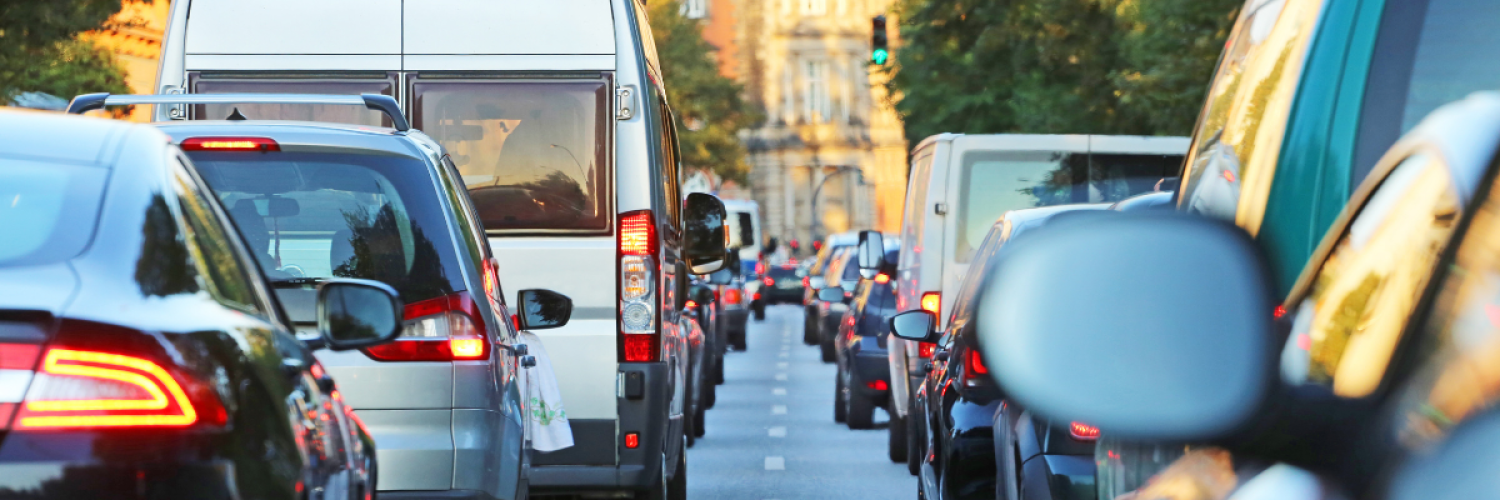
xmin=768 ymin=426 xmax=786 ymax=437
xmin=778 ymin=352 xmax=788 ymax=358
xmin=772 ymin=387 xmax=787 ymax=396
xmin=777 ymin=362 xmax=788 ymax=369
xmin=774 ymin=373 xmax=788 ymax=381
xmin=765 ymin=456 xmax=785 ymax=470
xmin=771 ymin=405 xmax=787 ymax=415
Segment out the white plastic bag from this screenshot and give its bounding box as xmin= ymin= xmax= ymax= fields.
xmin=520 ymin=331 xmax=573 ymax=452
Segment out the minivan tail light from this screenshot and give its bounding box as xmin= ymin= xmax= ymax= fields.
xmin=179 ymin=137 xmax=280 ymax=152
xmin=920 ymin=292 xmax=941 ymax=314
xmin=1070 ymin=422 xmax=1100 ymax=441
xmin=15 ymin=348 xmax=225 ymax=429
xmin=363 ymin=292 xmax=489 ymax=362
xmin=619 ymin=211 xmax=659 ymax=362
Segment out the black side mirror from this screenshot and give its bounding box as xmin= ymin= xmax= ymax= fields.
xmin=683 ymin=193 xmax=728 ymax=274
xmin=816 ymin=286 xmax=845 ymax=303
xmin=857 ymin=230 xmax=884 ymax=279
xmin=317 ymin=279 xmax=403 ymax=351
xmin=888 ymin=310 xmax=938 ymax=343
xmin=517 ymin=289 xmax=573 ymax=330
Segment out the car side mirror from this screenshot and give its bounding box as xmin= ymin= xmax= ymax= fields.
xmin=974 ymin=211 xmax=1274 ymax=443
xmin=816 ymin=286 xmax=845 ymax=303
xmin=316 ymin=279 xmax=403 ymax=351
xmin=518 ymin=289 xmax=573 ymax=330
xmin=857 ymin=230 xmax=884 ymax=279
xmin=707 ymin=267 xmax=733 ymax=285
xmin=888 ymin=310 xmax=938 ymax=344
xmin=683 ymin=193 xmax=728 ymax=274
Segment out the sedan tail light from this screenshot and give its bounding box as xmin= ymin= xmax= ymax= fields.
xmin=962 ymin=349 xmax=990 ymax=387
xmin=1070 ymin=422 xmax=1100 ymax=441
xmin=364 ymin=291 xmax=489 ymax=362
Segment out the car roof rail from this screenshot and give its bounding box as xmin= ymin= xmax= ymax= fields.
xmin=65 ymin=93 xmax=410 ymax=132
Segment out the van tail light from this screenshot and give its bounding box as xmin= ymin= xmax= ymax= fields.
xmin=1070 ymin=422 xmax=1100 ymax=441
xmin=917 ymin=342 xmax=936 ymax=359
xmin=619 ymin=211 xmax=659 ymax=362
xmin=179 ymin=137 xmax=280 ymax=152
xmin=14 ymin=347 xmax=227 ymax=429
xmin=364 ymin=291 xmax=489 ymax=362
xmin=920 ymin=292 xmax=941 ymax=315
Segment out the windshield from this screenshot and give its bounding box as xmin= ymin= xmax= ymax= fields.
xmin=0 ymin=160 xmax=107 ymax=267
xmin=412 ymin=79 xmax=611 ymax=233
xmin=188 ymin=151 xmax=465 ymax=303
xmin=955 ymin=150 xmax=1180 ymax=262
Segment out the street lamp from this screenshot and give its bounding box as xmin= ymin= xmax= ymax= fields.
xmin=809 ymin=166 xmax=866 ymax=244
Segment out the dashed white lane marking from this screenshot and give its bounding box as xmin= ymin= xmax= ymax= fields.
xmin=768 ymin=426 xmax=786 ymax=437
xmin=765 ymin=456 xmax=785 ymax=470
xmin=778 ymin=352 xmax=789 ymax=358
xmin=771 ymin=405 xmax=787 ymax=415
xmin=774 ymin=373 xmax=788 ymax=381
xmin=772 ymin=387 xmax=787 ymax=396
xmin=777 ymin=362 xmax=788 ymax=369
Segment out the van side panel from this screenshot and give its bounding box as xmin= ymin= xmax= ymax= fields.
xmin=404 ymin=0 xmax=617 ymax=55
xmin=923 ymin=141 xmax=953 ymax=328
xmin=183 ymin=0 xmax=402 ymax=55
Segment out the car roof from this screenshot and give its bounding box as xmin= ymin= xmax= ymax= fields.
xmin=0 ymin=108 xmax=140 ymax=165
xmin=154 ymin=120 xmax=438 ymax=160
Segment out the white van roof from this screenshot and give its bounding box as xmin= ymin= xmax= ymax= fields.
xmin=183 ymin=0 xmax=615 ymax=57
xmin=950 ymin=134 xmax=1189 ymax=154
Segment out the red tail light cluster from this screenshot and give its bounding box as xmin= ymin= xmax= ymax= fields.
xmin=619 ymin=211 xmax=660 ymax=362
xmin=724 ymin=288 xmax=744 ymax=305
xmin=920 ymin=292 xmax=941 ymax=315
xmin=865 ymin=379 xmax=889 ymax=391
xmin=364 ymin=291 xmax=489 ymax=362
xmin=917 ymin=343 xmax=936 ymax=359
xmin=873 ymin=273 xmax=890 ymax=284
xmin=962 ymin=349 xmax=990 ymax=387
xmin=1070 ymin=422 xmax=1100 ymax=441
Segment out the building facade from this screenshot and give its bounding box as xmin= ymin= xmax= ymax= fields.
xmin=695 ymin=0 xmax=907 ymax=253
xmin=84 ymin=0 xmax=172 ymax=121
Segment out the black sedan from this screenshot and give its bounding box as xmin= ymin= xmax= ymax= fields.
xmin=0 ymin=109 xmax=402 ymax=499
xmin=832 ymin=245 xmax=900 ymax=430
xmin=760 ymin=263 xmax=805 ymax=304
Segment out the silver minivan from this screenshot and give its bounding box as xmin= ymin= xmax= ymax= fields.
xmin=152 ymin=1 xmax=729 ymax=498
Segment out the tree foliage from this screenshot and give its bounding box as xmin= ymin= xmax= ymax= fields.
xmin=649 ymin=0 xmax=761 ymax=184
xmin=0 ymin=0 xmax=135 ymax=102
xmin=886 ymin=0 xmax=1240 ymax=141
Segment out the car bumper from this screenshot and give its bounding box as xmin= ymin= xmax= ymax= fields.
xmin=530 ymin=363 xmax=672 ymax=493
xmin=849 ymin=350 xmax=892 ymax=397
xmin=1024 ymin=454 xmax=1097 ymax=500
xmin=724 ymin=308 xmax=750 ymax=331
xmin=0 ymin=460 xmax=247 ymax=499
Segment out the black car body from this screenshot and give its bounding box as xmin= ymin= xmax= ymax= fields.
xmin=815 ymin=248 xmax=861 ymax=362
xmin=0 ymin=110 xmax=379 ymax=499
xmin=761 ymin=263 xmax=804 ymax=304
xmin=834 ymin=245 xmax=900 ymax=430
xmin=801 ymin=234 xmax=856 ymax=345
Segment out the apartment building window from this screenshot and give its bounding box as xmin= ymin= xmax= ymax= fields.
xmin=682 ymin=0 xmax=707 ymax=19
xmin=803 ymin=60 xmax=831 ymax=123
xmin=801 ymin=0 xmax=827 ymax=15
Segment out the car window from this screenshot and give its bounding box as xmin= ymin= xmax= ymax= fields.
xmin=658 ymin=99 xmax=682 ymax=230
xmin=954 ymin=150 xmax=1176 ymax=262
xmin=1281 ymin=152 xmax=1460 ymax=398
xmin=1389 ymin=164 xmax=1500 ymax=450
xmin=1178 ymin=0 xmax=1327 ymax=233
xmin=1354 ymin=0 xmax=1500 ymax=183
xmin=189 ymin=150 xmax=466 ymax=305
xmin=411 ymin=78 xmax=611 ymax=233
xmin=171 ymin=158 xmax=265 ymax=315
xmin=946 ymin=221 xmax=1008 ymax=329
xmin=900 ymin=149 xmax=935 ymax=269
xmin=0 ymin=159 xmax=107 ymax=267
xmin=188 ymin=74 xmax=396 ymax=126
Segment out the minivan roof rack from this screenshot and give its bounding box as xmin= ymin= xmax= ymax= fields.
xmin=65 ymin=93 xmax=410 ymax=132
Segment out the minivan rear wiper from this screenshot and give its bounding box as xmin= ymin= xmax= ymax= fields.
xmin=269 ymin=277 xmax=325 ymax=288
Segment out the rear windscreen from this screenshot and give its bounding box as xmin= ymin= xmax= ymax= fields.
xmin=411 ymin=79 xmax=611 ymax=233
xmin=0 ymin=160 xmax=107 ymax=267
xmin=954 ymin=150 xmax=1180 ymax=262
xmin=189 ymin=74 xmax=396 ymax=126
xmin=188 ymin=151 xmax=465 ymax=303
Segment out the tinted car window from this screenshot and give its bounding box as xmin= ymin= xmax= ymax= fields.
xmin=1282 ymin=153 xmax=1460 ymax=398
xmin=171 ymin=158 xmax=264 ymax=314
xmin=0 ymin=160 xmax=106 ymax=267
xmin=189 ymin=74 xmax=396 ymax=126
xmin=190 ymin=151 xmax=465 ymax=304
xmin=411 ymin=79 xmax=611 ymax=233
xmin=955 ymin=151 xmax=1177 ymax=262
xmin=901 ymin=149 xmax=935 ymax=269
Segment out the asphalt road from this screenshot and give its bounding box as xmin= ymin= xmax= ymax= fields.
xmin=687 ymin=304 xmax=914 ymax=499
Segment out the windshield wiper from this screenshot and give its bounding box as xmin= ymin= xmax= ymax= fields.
xmin=269 ymin=277 xmax=325 ymax=288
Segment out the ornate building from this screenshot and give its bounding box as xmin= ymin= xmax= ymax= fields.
xmin=706 ymin=0 xmax=907 ymax=253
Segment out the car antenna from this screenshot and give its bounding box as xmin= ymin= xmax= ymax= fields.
xmin=226 ymin=107 xmax=248 ymax=121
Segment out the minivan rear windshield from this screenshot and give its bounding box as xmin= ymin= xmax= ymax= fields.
xmin=189 ymin=74 xmax=397 ymax=126
xmin=188 ymin=151 xmax=465 ymax=303
xmin=412 ymin=79 xmax=611 ymax=233
xmin=0 ymin=160 xmax=107 ymax=267
xmin=954 ymin=150 xmax=1180 ymax=262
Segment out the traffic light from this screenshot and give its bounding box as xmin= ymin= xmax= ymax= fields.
xmin=871 ymin=15 xmax=889 ymax=65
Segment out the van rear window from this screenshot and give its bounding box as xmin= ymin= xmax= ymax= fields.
xmin=411 ymin=79 xmax=611 ymax=233
xmin=188 ymin=74 xmax=396 ymax=126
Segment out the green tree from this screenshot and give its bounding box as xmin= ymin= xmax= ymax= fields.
xmin=649 ymin=0 xmax=761 ymax=184
xmin=0 ymin=0 xmax=136 ymax=103
xmin=1112 ymin=0 xmax=1242 ymax=135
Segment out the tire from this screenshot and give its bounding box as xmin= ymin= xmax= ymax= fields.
xmin=888 ymin=398 xmax=908 ymax=462
xmin=820 ymin=335 xmax=836 ymax=363
xmin=753 ymin=305 xmax=766 ymax=321
xmin=803 ymin=307 xmax=818 ymax=345
xmin=693 ymin=392 xmax=707 ymax=439
xmin=906 ymin=396 xmax=922 ymax=476
xmin=685 ymin=381 xmax=696 ymax=448
xmin=641 ymin=442 xmax=687 ymax=500
xmin=833 ymin=371 xmax=848 ymax=423
xmin=846 ymin=372 xmax=876 ymax=430
xmin=705 ymin=374 xmax=717 ymax=408
xmin=713 ymin=356 xmax=725 ymax=384
xmin=732 ymin=328 xmax=747 ymax=351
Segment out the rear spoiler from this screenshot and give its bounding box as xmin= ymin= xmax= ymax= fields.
xmin=65 ymin=93 xmax=410 ymax=132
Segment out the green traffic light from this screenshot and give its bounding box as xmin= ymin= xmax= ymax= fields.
xmin=872 ymin=48 xmax=889 ymax=65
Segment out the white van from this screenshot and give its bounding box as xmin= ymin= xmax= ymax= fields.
xmin=154 ymin=1 xmax=729 ymax=498
xmin=722 ymin=199 xmax=764 ymax=325
xmin=886 ymin=133 xmax=1188 ymax=459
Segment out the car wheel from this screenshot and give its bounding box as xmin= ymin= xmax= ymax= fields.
xmin=704 ymin=374 xmax=717 ymax=408
xmin=833 ymin=370 xmax=848 ymax=423
xmin=888 ymin=397 xmax=908 ymax=462
xmin=713 ymin=356 xmax=725 ymax=384
xmin=685 ymin=383 xmax=696 ymax=448
xmin=732 ymin=328 xmax=747 ymax=351
xmin=753 ymin=305 xmax=766 ymax=321
xmin=693 ymin=394 xmax=707 ymax=439
xmin=820 ymin=334 xmax=836 ymax=363
xmin=641 ymin=442 xmax=687 ymax=500
xmin=803 ymin=307 xmax=818 ymax=345
xmin=846 ymin=372 xmax=876 ymax=430
xmin=906 ymin=396 xmax=922 ymax=476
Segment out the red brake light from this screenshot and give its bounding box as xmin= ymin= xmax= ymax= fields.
xmin=967 ymin=349 xmax=988 ymax=375
xmin=363 ymin=292 xmax=489 ymax=362
xmin=16 ymin=349 xmax=206 ymax=429
xmin=622 ymin=335 xmax=656 ymax=362
xmin=802 ymin=277 xmax=810 ymax=288
xmin=482 ymin=259 xmax=500 ymax=300
xmin=625 ymin=432 xmax=640 ymax=448
xmin=725 ymin=289 xmax=743 ymax=305
xmin=1273 ymin=304 xmax=1287 ymax=319
xmin=753 ymin=292 xmax=762 ymax=301
xmin=620 ymin=211 xmax=656 ymax=256
xmin=685 ymin=300 xmax=698 ymax=309
xmin=180 ymin=137 xmax=280 ymax=152
xmin=764 ymin=277 xmax=774 ymax=286
xmin=865 ymin=379 xmax=889 ymax=391
xmin=917 ymin=343 xmax=936 ymax=359
xmin=920 ymin=292 xmax=941 ymax=314
xmin=1070 ymin=422 xmax=1100 ymax=441
xmin=756 ymin=262 xmax=766 ymax=275
xmin=874 ymin=273 xmax=890 ymax=284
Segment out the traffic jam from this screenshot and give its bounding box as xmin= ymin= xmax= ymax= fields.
xmin=4 ymin=0 xmax=1500 ymax=499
